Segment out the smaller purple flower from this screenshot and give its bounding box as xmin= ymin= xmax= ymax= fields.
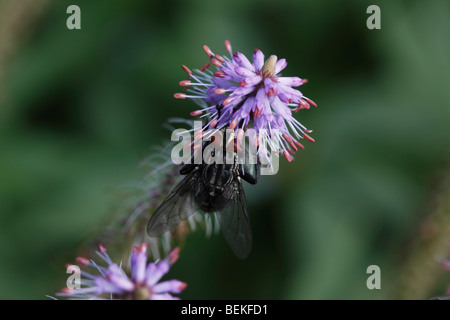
xmin=438 ymin=243 xmax=450 ymax=296
xmin=175 ymin=40 xmax=317 ymax=163
xmin=58 ymin=243 xmax=186 ymax=300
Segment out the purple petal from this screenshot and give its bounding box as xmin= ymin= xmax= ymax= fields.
xmin=145 ymin=261 xmax=169 ymax=287
xmin=255 ymin=114 xmax=274 ymax=129
xmin=235 ymin=67 xmax=255 ymax=77
xmin=233 ymin=86 xmax=256 ymax=97
xmin=107 ymin=263 xmax=127 ymax=277
xmin=244 ymin=75 xmax=262 ymax=86
xmin=275 ymin=58 xmax=287 ymax=74
xmin=234 ymin=52 xmax=254 ymax=71
xmin=271 ymin=97 xmax=292 ymax=120
xmin=276 ymin=115 xmax=286 ymax=127
xmin=277 ymin=77 xmax=302 ymax=87
xmin=108 ymin=273 xmax=135 ymax=292
xmin=222 ymin=60 xmax=237 ymax=71
xmin=94 ymin=277 xmax=124 ymax=295
xmin=277 ymin=91 xmax=290 ymax=103
xmin=255 ymin=87 xmax=266 ymax=108
xmin=238 ymin=96 xmax=255 ymax=125
xmin=213 ymin=77 xmax=236 ymax=89
xmin=153 ymin=280 xmax=187 ymax=294
xmin=223 ymin=95 xmax=244 ymax=111
xmin=205 ymin=93 xmax=226 ymax=106
xmin=261 ymin=98 xmax=272 ymax=115
xmin=130 ymin=244 xmax=148 ymax=284
xmin=263 ymin=77 xmax=274 ymax=94
xmin=277 ymin=83 xmax=303 ymax=101
xmin=221 ymin=61 xmax=242 ymax=81
xmin=252 ymin=50 xmax=265 ymax=71
xmin=151 ymin=293 xmax=179 ymax=300
xmin=241 ymin=95 xmax=255 ymax=113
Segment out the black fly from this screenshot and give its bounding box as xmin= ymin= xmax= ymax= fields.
xmin=147 ymin=124 xmax=259 ymax=259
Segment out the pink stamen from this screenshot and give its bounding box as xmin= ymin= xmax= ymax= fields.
xmin=133 ymin=242 xmax=147 ymax=253
xmin=229 ymin=118 xmax=238 ymax=130
xmin=178 ymin=282 xmax=188 ymax=291
xmin=179 ymin=80 xmax=191 ymax=87
xmin=169 ymin=247 xmax=180 ymax=265
xmin=305 ymin=98 xmax=317 ymax=107
xmin=286 ymin=147 xmax=296 ymax=155
xmin=215 ymin=54 xmax=225 ymax=63
xmin=98 ymin=243 xmax=107 ymax=253
xmin=214 ymin=70 xmax=226 ymax=78
xmin=61 ymin=288 xmax=72 ymax=294
xmin=294 ymin=141 xmax=305 ymax=149
xmin=289 ymin=141 xmax=298 ymax=151
xmin=181 ymin=65 xmax=192 ymax=74
xmin=223 ymin=96 xmax=233 ymax=106
xmin=203 ymin=45 xmax=213 ymax=57
xmin=211 ymin=58 xmax=222 ymax=67
xmin=174 ymin=93 xmax=186 ymax=99
xmin=303 ymin=133 xmax=315 ymax=143
xmin=190 ymin=110 xmax=203 ymax=116
xmin=76 ymin=257 xmax=90 ymax=266
xmin=214 ymin=88 xmax=226 ymax=95
xmin=199 ymin=62 xmax=211 ymax=72
xmin=301 ymin=78 xmax=308 ymax=84
xmin=294 ymin=105 xmax=303 ymax=113
xmin=225 ymin=40 xmax=232 ymax=53
xmin=240 ymin=80 xmax=247 ymax=87
xmin=267 ymin=88 xmax=277 ymax=97
xmin=209 ymin=119 xmax=218 ymax=128
xmin=237 ymin=128 xmax=244 ymax=142
xmin=299 ymin=99 xmax=310 ymax=109
xmin=282 ymin=134 xmax=293 ymax=143
xmin=234 ymin=141 xmax=243 ymax=152
xmin=283 ymin=151 xmax=293 ymax=162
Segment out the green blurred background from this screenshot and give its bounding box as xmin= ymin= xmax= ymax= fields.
xmin=1 ymin=0 xmax=449 ymax=300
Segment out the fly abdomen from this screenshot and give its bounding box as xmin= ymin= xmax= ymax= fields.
xmin=202 ymin=164 xmax=233 ymax=189
xmin=194 ymin=188 xmax=230 ymax=212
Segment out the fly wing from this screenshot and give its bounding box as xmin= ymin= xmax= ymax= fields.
xmin=217 ymin=178 xmax=253 ymax=259
xmin=147 ymin=170 xmax=200 ymax=236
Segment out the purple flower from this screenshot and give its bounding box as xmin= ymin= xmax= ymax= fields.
xmin=58 ymin=243 xmax=186 ymax=300
xmin=439 ymin=243 xmax=450 ymax=296
xmin=175 ymin=40 xmax=317 ymax=163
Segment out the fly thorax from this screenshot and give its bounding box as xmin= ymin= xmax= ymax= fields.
xmin=202 ymin=164 xmax=233 ymax=195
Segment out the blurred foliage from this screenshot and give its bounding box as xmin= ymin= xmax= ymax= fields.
xmin=0 ymin=0 xmax=449 ymax=299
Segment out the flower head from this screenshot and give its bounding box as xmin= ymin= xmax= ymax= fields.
xmin=58 ymin=243 xmax=186 ymax=300
xmin=175 ymin=40 xmax=317 ymax=163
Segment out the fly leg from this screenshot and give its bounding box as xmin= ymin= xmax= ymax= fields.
xmin=238 ymin=163 xmax=260 ymax=185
